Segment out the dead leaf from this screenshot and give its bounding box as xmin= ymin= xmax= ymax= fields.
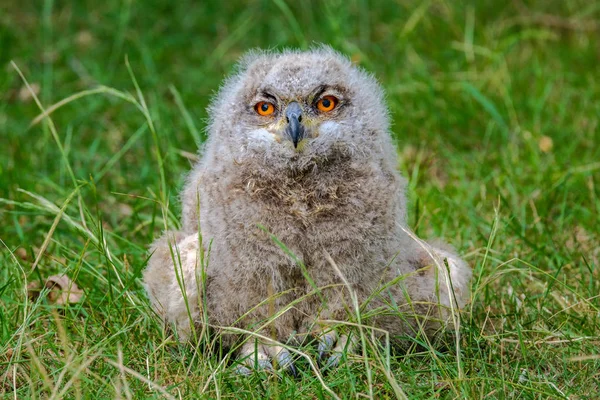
xmin=434 ymin=380 xmax=451 ymax=397
xmin=0 ymin=364 xmax=26 ymax=391
xmin=75 ymin=30 xmax=94 ymax=48
xmin=538 ymin=135 xmax=553 ymax=152
xmin=351 ymin=53 xmax=362 ymax=64
xmin=17 ymin=82 xmax=40 ymax=102
xmin=565 ymin=225 xmax=599 ymax=267
xmin=4 ymin=347 xmax=13 ymax=360
xmin=15 ymin=247 xmax=28 ymax=260
xmin=118 ymin=203 xmax=133 ymax=217
xmin=42 ymin=50 xmax=58 ymax=63
xmin=45 ymin=275 xmax=84 ymax=305
xmin=27 ymin=275 xmax=84 ymax=305
xmin=27 ymin=281 xmax=42 ymax=300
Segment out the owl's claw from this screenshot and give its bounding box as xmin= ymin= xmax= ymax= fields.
xmin=287 ymin=362 xmax=298 ymax=378
xmin=237 ymin=341 xmax=273 ymax=375
xmin=257 ymin=358 xmax=274 ymax=371
xmin=237 ymin=341 xmax=297 ymax=377
xmin=234 ymin=365 xmax=252 ymax=376
xmin=317 ymin=330 xmax=338 ymax=363
xmin=274 ymin=347 xmax=298 ymax=378
xmin=324 ymin=352 xmax=343 ymax=369
xmin=316 ymin=330 xmax=357 ymax=369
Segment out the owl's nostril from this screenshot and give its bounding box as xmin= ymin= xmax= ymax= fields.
xmin=298 ymin=115 xmax=302 ymax=122
xmin=286 ymin=116 xmax=290 ymax=123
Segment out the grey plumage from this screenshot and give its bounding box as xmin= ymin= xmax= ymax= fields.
xmin=143 ymin=46 xmax=471 ymax=369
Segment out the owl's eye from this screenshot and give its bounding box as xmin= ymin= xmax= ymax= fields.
xmin=255 ymin=101 xmax=275 ymax=116
xmin=317 ymin=95 xmax=338 ymax=112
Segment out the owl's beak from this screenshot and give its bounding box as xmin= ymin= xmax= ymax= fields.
xmin=285 ymin=102 xmax=304 ymax=148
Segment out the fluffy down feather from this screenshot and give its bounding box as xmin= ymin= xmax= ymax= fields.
xmin=144 ymin=46 xmax=471 ymax=355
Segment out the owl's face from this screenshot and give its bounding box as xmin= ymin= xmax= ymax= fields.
xmin=209 ymin=47 xmax=391 ymax=169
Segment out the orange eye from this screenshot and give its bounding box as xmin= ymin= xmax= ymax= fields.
xmin=317 ymin=96 xmax=338 ymax=112
xmin=255 ymin=101 xmax=275 ymax=116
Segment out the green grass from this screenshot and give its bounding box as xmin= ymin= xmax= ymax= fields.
xmin=2 ymin=0 xmax=600 ymax=398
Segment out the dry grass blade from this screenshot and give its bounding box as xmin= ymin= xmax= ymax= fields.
xmin=28 ymin=87 xmax=137 ymax=127
xmin=105 ymin=359 xmax=176 ymax=400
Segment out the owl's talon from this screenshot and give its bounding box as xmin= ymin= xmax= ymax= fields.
xmin=238 ymin=341 xmax=299 ymax=376
xmin=325 ymin=353 xmax=342 ymax=369
xmin=318 ymin=350 xmax=326 ymax=363
xmin=316 ymin=331 xmax=338 ymax=364
xmin=316 ymin=331 xmax=357 ymax=369
xmin=239 ymin=341 xmax=273 ymax=373
xmin=286 ymin=362 xmax=299 ymax=378
xmin=274 ymin=347 xmax=298 ymax=378
xmin=257 ymin=359 xmax=274 ymax=371
xmin=234 ymin=365 xmax=252 ymax=376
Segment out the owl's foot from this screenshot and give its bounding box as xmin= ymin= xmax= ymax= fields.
xmin=316 ymin=329 xmax=357 ymax=369
xmin=235 ymin=340 xmax=298 ymax=378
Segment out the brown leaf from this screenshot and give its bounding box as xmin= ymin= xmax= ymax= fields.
xmin=45 ymin=275 xmax=84 ymax=305
xmin=27 ymin=281 xmax=42 ymax=300
xmin=17 ymin=82 xmax=40 ymax=102
xmin=27 ymin=276 xmax=84 ymax=305
xmin=4 ymin=347 xmax=14 ymax=360
xmin=75 ymin=30 xmax=94 ymax=48
xmin=350 ymin=53 xmax=362 ymax=64
xmin=118 ymin=203 xmax=133 ymax=217
xmin=434 ymin=380 xmax=451 ymax=397
xmin=0 ymin=363 xmax=26 ymax=391
xmin=15 ymin=247 xmax=28 ymax=260
xmin=538 ymin=135 xmax=553 ymax=153
xmin=565 ymin=225 xmax=599 ymax=267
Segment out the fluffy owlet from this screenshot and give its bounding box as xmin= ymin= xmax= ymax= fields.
xmin=143 ymin=46 xmax=472 ymax=375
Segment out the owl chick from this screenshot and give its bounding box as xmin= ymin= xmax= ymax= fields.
xmin=144 ymin=46 xmax=471 ymax=374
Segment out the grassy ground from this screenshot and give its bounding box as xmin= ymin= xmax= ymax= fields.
xmin=2 ymin=0 xmax=599 ymax=398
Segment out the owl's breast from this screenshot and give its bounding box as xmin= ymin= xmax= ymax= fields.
xmin=203 ymin=157 xmax=401 ymax=247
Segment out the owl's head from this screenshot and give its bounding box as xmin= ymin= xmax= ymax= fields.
xmin=207 ymin=46 xmax=394 ymax=171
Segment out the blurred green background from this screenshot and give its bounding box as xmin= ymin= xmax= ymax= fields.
xmin=1 ymin=0 xmax=599 ymax=398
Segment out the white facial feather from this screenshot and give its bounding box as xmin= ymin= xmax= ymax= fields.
xmin=318 ymin=121 xmax=341 ymax=138
xmin=248 ymin=128 xmax=275 ymax=143
xmin=243 ymin=128 xmax=276 ymax=154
